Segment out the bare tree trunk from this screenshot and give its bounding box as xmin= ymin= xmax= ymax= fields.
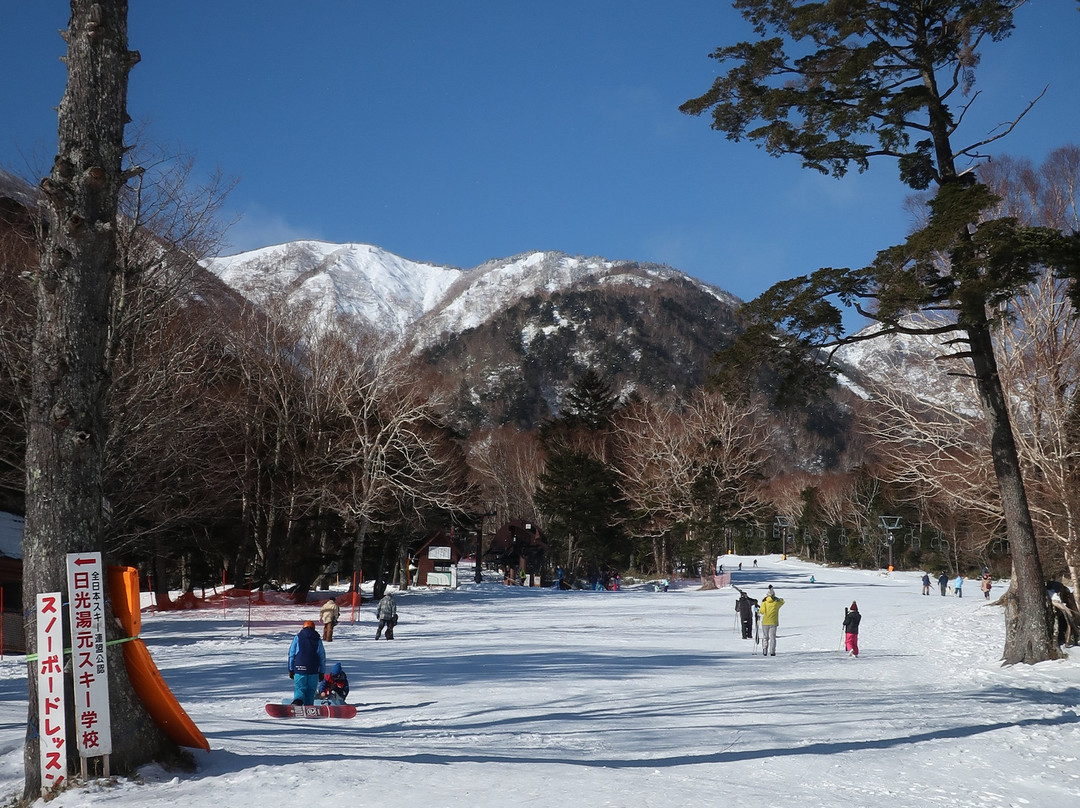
xmin=23 ymin=1 xmax=180 ymax=798
xmin=350 ymin=517 xmax=369 ymax=590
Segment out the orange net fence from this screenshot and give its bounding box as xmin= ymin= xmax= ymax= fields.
xmin=146 ymin=588 xmax=361 ymax=611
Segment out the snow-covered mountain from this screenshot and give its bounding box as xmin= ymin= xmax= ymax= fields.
xmin=206 ymin=241 xmax=740 ymax=349
xmin=206 ymin=240 xmax=745 ymax=430
xmin=832 ymin=319 xmax=980 ymax=416
xmin=206 ymin=241 xmax=460 ymax=339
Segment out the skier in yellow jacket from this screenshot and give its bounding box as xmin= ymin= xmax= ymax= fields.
xmin=759 ymin=586 xmax=785 ymax=656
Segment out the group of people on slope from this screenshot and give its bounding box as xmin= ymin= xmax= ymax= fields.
xmin=735 ymin=585 xmax=862 ymax=658
xmin=927 ymin=570 xmax=993 ymax=599
xmin=734 ymin=585 xmax=786 ymax=655
xmin=286 ymin=591 xmax=399 ymax=706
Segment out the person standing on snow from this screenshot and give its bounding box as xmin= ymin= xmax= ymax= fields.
xmin=320 ymin=597 xmax=341 ymax=642
xmin=938 ymin=571 xmax=949 ymax=596
xmin=921 ymin=573 xmax=932 ymax=596
xmin=843 ymin=602 xmax=862 ymax=657
xmin=759 ymin=587 xmax=785 ymax=656
xmin=288 ymin=619 xmax=326 ymax=705
xmin=376 ymin=591 xmax=398 ymax=640
xmin=954 ymin=575 xmax=964 ymax=598
xmin=981 ymin=573 xmax=992 ymax=600
xmin=735 ymin=591 xmax=758 ymax=639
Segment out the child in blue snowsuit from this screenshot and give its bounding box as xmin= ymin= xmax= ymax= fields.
xmin=288 ymin=620 xmax=326 ymax=705
xmin=317 ymin=662 xmax=350 ymax=705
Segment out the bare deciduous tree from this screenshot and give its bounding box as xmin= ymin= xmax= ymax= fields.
xmin=23 ymin=1 xmax=183 ymax=796
xmin=614 ymin=390 xmax=769 ymax=579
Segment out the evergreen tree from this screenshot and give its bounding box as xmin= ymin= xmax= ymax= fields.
xmin=682 ymin=0 xmax=1080 ymax=663
xmin=534 ymin=447 xmax=626 ymax=575
xmin=562 ymin=369 xmax=619 ymax=431
xmin=536 ymin=370 xmax=626 ymax=574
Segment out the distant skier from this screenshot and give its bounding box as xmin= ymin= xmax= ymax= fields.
xmin=843 ymin=602 xmax=861 ymax=657
xmin=759 ymin=587 xmax=785 ymax=656
xmin=320 ymin=597 xmax=341 ymax=642
xmin=938 ymin=572 xmax=949 ymax=596
xmin=921 ymin=573 xmax=932 ymax=596
xmin=288 ymin=620 xmax=326 ymax=705
xmin=376 ymin=591 xmax=398 ymax=640
xmin=735 ymin=590 xmax=758 ymax=639
xmin=954 ymin=575 xmax=964 ymax=598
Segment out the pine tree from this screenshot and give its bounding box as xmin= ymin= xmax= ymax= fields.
xmin=562 ymin=369 xmax=619 ymax=431
xmin=682 ymin=0 xmax=1080 ymax=663
xmin=534 ymin=448 xmax=626 ymax=574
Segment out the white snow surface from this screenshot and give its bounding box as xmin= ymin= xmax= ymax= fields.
xmin=2 ymin=555 xmax=1078 ymax=807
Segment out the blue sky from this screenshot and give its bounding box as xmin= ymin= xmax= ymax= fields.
xmin=2 ymin=2 xmax=1078 ymax=306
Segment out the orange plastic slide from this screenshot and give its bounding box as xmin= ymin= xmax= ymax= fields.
xmin=107 ymin=566 xmax=210 ymax=752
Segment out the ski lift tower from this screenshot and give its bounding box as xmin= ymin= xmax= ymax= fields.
xmin=880 ymin=516 xmax=902 ymax=572
xmin=475 ymin=507 xmax=496 ymax=583
xmin=775 ymin=516 xmax=792 ymax=560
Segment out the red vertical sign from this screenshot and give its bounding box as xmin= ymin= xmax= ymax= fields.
xmin=36 ymin=592 xmax=67 ymax=795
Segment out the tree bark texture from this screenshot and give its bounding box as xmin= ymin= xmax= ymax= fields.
xmin=964 ymin=318 xmax=1057 ymax=664
xmin=23 ymin=1 xmax=179 ymax=797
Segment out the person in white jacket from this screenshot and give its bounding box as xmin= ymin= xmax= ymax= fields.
xmin=320 ymin=597 xmax=341 ymax=642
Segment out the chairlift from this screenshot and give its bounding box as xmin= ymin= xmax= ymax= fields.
xmin=906 ymin=527 xmax=921 ymax=549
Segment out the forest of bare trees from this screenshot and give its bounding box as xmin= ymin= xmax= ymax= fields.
xmin=4 ymin=147 xmax=1080 ymax=595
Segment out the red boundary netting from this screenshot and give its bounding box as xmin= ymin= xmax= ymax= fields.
xmin=145 ymin=588 xmax=323 ymax=611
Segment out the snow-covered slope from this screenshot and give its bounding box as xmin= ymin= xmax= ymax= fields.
xmin=833 ymin=320 xmax=980 ymax=415
xmin=206 ymin=241 xmax=461 ymax=337
xmin=412 ymin=250 xmax=739 ymax=348
xmin=2 ymin=557 xmax=1076 ymax=807
xmin=206 ymin=242 xmax=739 ymax=347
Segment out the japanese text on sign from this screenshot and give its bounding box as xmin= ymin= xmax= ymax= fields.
xmin=66 ymin=553 xmax=112 ymax=757
xmin=36 ymin=592 xmax=67 ymax=794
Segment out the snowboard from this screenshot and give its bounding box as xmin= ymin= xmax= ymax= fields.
xmin=265 ymin=703 xmax=357 ymax=719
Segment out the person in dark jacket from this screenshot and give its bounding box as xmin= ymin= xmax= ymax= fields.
xmin=938 ymin=571 xmax=949 ymax=596
xmin=376 ymin=592 xmax=398 ymax=640
xmin=288 ymin=620 xmax=326 ymax=705
xmin=843 ymin=602 xmax=862 ymax=657
xmin=735 ymin=591 xmax=758 ymax=639
xmin=317 ymin=661 xmax=350 ymax=705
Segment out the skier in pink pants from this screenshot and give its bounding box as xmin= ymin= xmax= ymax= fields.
xmin=843 ymin=602 xmax=861 ymax=657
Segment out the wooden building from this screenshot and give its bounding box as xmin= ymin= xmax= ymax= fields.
xmin=0 ymin=512 xmax=24 ymax=654
xmin=485 ymin=520 xmax=547 ymax=585
xmin=412 ymin=531 xmax=464 ymax=588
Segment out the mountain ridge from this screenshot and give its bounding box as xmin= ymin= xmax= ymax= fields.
xmin=206 ymin=241 xmax=742 ymax=350
xmin=207 ymin=240 xmax=745 ymax=429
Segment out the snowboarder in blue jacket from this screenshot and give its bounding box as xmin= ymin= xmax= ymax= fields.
xmin=289 ymin=620 xmax=326 ymax=705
